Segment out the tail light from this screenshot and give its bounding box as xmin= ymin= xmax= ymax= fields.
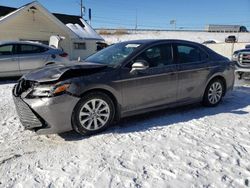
xmin=59 ymin=52 xmax=68 ymax=58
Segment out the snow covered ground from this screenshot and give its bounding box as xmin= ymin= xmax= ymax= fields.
xmin=0 ymin=79 xmax=250 ymax=188
xmin=100 ymin=31 xmax=250 ymax=59
xmin=101 ymin=30 xmax=250 ymax=44
xmin=1 ymin=30 xmax=250 ymax=187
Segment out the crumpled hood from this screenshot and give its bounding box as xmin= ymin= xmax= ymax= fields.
xmin=23 ymin=62 xmax=107 ymax=83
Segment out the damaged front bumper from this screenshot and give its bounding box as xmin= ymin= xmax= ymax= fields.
xmin=13 ymin=89 xmax=79 ymax=134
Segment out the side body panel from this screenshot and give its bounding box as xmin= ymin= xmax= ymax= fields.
xmin=18 ymin=53 xmax=49 ymax=74
xmin=119 ymin=65 xmax=178 ymax=114
xmin=0 ymin=44 xmax=20 ymax=77
xmin=0 ymin=54 xmax=20 ymax=76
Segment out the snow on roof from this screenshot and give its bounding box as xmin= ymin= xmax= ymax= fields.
xmin=66 ymin=19 xmax=103 ymax=41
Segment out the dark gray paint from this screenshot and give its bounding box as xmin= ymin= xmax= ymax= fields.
xmin=13 ymin=39 xmax=235 ymax=134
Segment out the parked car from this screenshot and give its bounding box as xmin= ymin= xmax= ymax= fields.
xmin=245 ymin=44 xmax=250 ymax=49
xmin=0 ymin=41 xmax=69 ymax=77
xmin=232 ymin=48 xmax=250 ymax=79
xmin=225 ymin=35 xmax=237 ymax=43
xmin=13 ymin=39 xmax=235 ymax=136
xmin=202 ymin=40 xmax=217 ymax=44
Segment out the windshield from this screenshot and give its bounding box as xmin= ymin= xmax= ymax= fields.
xmin=85 ymin=42 xmax=141 ymax=66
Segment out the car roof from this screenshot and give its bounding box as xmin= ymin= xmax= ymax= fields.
xmin=119 ymin=39 xmax=202 ymax=46
xmin=0 ymin=41 xmax=51 ymax=48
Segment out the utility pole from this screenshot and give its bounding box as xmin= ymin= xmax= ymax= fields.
xmin=88 ymin=8 xmax=92 ymax=25
xmin=80 ymin=0 xmax=83 ymax=18
xmin=79 ymin=0 xmax=85 ymax=18
xmin=135 ymin=9 xmax=138 ymax=33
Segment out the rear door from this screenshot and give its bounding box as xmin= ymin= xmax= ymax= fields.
xmin=174 ymin=43 xmax=211 ymax=102
xmin=0 ymin=44 xmax=20 ymax=76
xmin=17 ymin=44 xmax=49 ymax=74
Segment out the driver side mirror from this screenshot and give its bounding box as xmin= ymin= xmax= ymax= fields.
xmin=130 ymin=60 xmax=149 ymax=73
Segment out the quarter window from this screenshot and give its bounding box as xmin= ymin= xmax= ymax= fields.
xmin=135 ymin=44 xmax=173 ymax=68
xmin=200 ymin=49 xmax=209 ymax=60
xmin=0 ymin=45 xmax=13 ymax=55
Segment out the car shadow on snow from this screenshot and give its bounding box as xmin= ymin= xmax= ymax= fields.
xmin=59 ymin=86 xmax=250 ymax=141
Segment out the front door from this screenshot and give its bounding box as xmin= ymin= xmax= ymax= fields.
xmin=120 ymin=43 xmax=178 ymax=114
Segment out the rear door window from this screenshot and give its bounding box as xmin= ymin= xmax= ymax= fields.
xmin=0 ymin=45 xmax=14 ymax=55
xmin=18 ymin=44 xmax=48 ymax=54
xmin=176 ymin=44 xmax=208 ymax=63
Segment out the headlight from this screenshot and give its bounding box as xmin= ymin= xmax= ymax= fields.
xmin=232 ymin=54 xmax=238 ymax=61
xmin=31 ymin=86 xmax=52 ymax=97
xmin=29 ymin=83 xmax=70 ymax=97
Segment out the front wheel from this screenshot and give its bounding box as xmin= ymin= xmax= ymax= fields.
xmin=203 ymin=79 xmax=225 ymax=107
xmin=72 ymin=92 xmax=115 ymax=135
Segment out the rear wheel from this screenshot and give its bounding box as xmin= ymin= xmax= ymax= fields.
xmin=203 ymin=79 xmax=225 ymax=107
xmin=72 ymin=92 xmax=115 ymax=135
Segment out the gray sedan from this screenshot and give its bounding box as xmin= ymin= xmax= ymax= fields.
xmin=13 ymin=39 xmax=235 ymax=136
xmin=0 ymin=41 xmax=69 ymax=77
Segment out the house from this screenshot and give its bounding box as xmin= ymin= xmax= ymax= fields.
xmin=0 ymin=1 xmax=104 ymax=60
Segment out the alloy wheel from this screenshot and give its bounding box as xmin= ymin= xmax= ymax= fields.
xmin=208 ymin=82 xmax=223 ymax=104
xmin=79 ymin=99 xmax=110 ymax=131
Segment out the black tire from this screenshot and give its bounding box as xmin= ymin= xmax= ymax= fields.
xmin=72 ymin=92 xmax=115 ymax=135
xmin=203 ymin=78 xmax=225 ymax=107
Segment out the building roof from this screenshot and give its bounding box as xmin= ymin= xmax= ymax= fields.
xmin=53 ymin=13 xmax=85 ymax=28
xmin=0 ymin=5 xmax=85 ymax=28
xmin=0 ymin=6 xmax=16 ymax=17
xmin=0 ymin=2 xmax=103 ymax=41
